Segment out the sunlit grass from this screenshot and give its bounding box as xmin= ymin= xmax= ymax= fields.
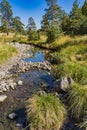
xmin=68 ymin=83 xmax=87 ymax=120
xmin=53 ymin=62 xmax=87 ymax=85
xmin=26 ymin=93 xmax=66 ymax=130
xmin=54 ymin=44 xmax=87 ymax=63
xmin=0 ymin=42 xmax=17 ymax=64
xmin=50 ymin=35 xmax=71 ymax=48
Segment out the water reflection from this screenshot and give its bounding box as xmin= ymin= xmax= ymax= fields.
xmin=23 ymin=51 xmax=45 ymax=62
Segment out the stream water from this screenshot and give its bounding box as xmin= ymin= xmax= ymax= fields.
xmin=23 ymin=50 xmax=45 ymax=63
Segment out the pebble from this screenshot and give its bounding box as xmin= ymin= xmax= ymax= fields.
xmin=8 ymin=112 xmax=17 ymax=120
xmin=0 ymin=95 xmax=7 ymax=102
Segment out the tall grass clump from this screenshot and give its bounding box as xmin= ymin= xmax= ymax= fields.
xmin=53 ymin=62 xmax=87 ymax=85
xmin=55 ymin=44 xmax=87 ymax=63
xmin=67 ymin=83 xmax=87 ymax=121
xmin=0 ymin=43 xmax=17 ymax=64
xmin=26 ymin=93 xmax=66 ymax=130
xmin=50 ymin=35 xmax=71 ymax=49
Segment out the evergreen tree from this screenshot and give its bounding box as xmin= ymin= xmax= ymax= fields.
xmin=69 ymin=0 xmax=83 ymax=35
xmin=41 ymin=14 xmax=49 ymax=31
xmin=27 ymin=17 xmax=40 ymax=41
xmin=12 ymin=16 xmax=24 ymax=34
xmin=41 ymin=0 xmax=62 ymax=42
xmin=82 ymin=0 xmax=87 ymax=17
xmin=26 ymin=17 xmax=36 ymax=32
xmin=61 ymin=12 xmax=71 ymax=34
xmin=0 ymin=0 xmax=13 ymax=35
xmin=62 ymin=0 xmax=87 ymax=35
xmin=44 ymin=0 xmax=62 ymax=28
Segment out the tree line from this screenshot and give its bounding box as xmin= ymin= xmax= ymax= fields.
xmin=0 ymin=0 xmax=87 ymax=41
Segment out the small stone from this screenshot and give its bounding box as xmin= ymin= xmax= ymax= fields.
xmin=18 ymin=80 xmax=23 ymax=86
xmin=2 ymin=87 xmax=7 ymax=92
xmin=10 ymin=84 xmax=15 ymax=90
xmin=0 ymin=95 xmax=7 ymax=102
xmin=8 ymin=112 xmax=17 ymax=120
xmin=16 ymin=123 xmax=23 ymax=128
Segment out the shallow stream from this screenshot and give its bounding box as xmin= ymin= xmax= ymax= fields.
xmin=0 ymin=48 xmax=54 ymax=130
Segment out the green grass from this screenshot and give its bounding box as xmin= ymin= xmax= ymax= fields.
xmin=53 ymin=62 xmax=87 ymax=85
xmin=67 ymin=83 xmax=87 ymax=121
xmin=54 ymin=44 xmax=87 ymax=63
xmin=0 ymin=43 xmax=17 ymax=64
xmin=26 ymin=93 xmax=66 ymax=130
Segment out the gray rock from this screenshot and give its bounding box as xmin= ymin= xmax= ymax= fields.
xmin=18 ymin=80 xmax=23 ymax=86
xmin=0 ymin=95 xmax=7 ymax=102
xmin=53 ymin=77 xmax=74 ymax=93
xmin=8 ymin=112 xmax=17 ymax=120
xmin=2 ymin=87 xmax=7 ymax=92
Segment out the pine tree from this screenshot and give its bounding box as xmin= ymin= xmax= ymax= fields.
xmin=41 ymin=0 xmax=62 ymax=42
xmin=12 ymin=16 xmax=24 ymax=34
xmin=82 ymin=0 xmax=87 ymax=17
xmin=26 ymin=17 xmax=36 ymax=32
xmin=44 ymin=0 xmax=62 ymax=28
xmin=41 ymin=14 xmax=49 ymax=31
xmin=27 ymin=17 xmax=39 ymax=41
xmin=69 ymin=0 xmax=84 ymax=35
xmin=0 ymin=0 xmax=13 ymax=35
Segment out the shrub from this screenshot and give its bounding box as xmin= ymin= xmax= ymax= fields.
xmin=53 ymin=62 xmax=87 ymax=85
xmin=26 ymin=93 xmax=66 ymax=130
xmin=47 ymin=26 xmax=62 ymax=42
xmin=28 ymin=31 xmax=40 ymax=41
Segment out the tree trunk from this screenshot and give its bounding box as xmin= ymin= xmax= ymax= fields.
xmin=6 ymin=24 xmax=9 ymax=35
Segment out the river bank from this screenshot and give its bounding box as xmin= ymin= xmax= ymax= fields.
xmin=0 ymin=42 xmax=51 ymax=93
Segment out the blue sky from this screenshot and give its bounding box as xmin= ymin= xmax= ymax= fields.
xmin=8 ymin=0 xmax=85 ymax=29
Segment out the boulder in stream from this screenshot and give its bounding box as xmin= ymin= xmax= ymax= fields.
xmin=53 ymin=77 xmax=74 ymax=93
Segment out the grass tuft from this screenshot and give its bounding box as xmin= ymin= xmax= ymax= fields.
xmin=26 ymin=93 xmax=66 ymax=130
xmin=67 ymin=83 xmax=87 ymax=121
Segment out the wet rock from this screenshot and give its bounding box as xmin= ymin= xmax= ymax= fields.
xmin=40 ymin=82 xmax=48 ymax=89
xmin=16 ymin=123 xmax=23 ymax=127
xmin=53 ymin=77 xmax=74 ymax=93
xmin=18 ymin=80 xmax=23 ymax=86
xmin=37 ymin=90 xmax=46 ymax=96
xmin=0 ymin=95 xmax=7 ymax=102
xmin=2 ymin=87 xmax=7 ymax=92
xmin=8 ymin=112 xmax=17 ymax=120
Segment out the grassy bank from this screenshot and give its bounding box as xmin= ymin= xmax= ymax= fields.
xmin=0 ymin=42 xmax=17 ymax=64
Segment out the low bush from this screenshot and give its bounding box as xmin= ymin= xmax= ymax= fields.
xmin=28 ymin=31 xmax=40 ymax=41
xmin=47 ymin=26 xmax=63 ymax=43
xmin=26 ymin=93 xmax=66 ymax=130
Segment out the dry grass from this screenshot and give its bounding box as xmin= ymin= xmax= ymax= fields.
xmin=50 ymin=35 xmax=71 ymax=48
xmin=26 ymin=93 xmax=66 ymax=130
xmin=68 ymin=83 xmax=87 ymax=120
xmin=0 ymin=42 xmax=17 ymax=64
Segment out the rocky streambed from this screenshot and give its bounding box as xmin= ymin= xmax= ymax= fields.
xmin=0 ymin=42 xmax=54 ymax=130
xmin=0 ymin=42 xmax=82 ymax=130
